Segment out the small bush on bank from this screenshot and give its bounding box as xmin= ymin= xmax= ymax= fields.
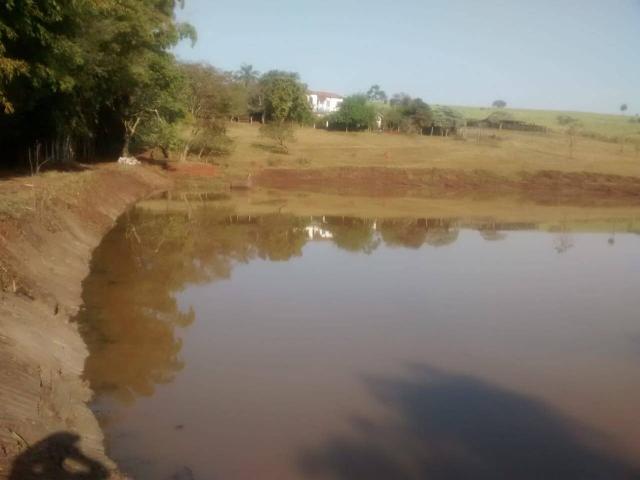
xmin=260 ymin=122 xmax=296 ymax=153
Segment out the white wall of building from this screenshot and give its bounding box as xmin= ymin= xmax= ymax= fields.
xmin=308 ymin=93 xmax=344 ymax=114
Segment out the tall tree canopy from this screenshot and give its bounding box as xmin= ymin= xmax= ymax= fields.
xmin=366 ymin=85 xmax=387 ymax=103
xmin=257 ymin=70 xmax=311 ymax=124
xmin=0 ymin=0 xmax=196 ymax=165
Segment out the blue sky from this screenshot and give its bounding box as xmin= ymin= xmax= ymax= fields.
xmin=174 ymin=0 xmax=639 ymax=114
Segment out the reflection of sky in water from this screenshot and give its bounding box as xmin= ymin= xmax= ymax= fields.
xmin=81 ymin=210 xmax=640 ymax=480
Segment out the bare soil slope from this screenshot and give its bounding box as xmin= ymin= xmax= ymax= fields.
xmin=0 ymin=165 xmax=170 ymax=479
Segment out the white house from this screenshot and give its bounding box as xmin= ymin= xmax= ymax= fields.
xmin=307 ymin=91 xmax=344 ymax=114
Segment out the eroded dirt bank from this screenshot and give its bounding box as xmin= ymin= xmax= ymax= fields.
xmin=0 ymin=165 xmax=170 ymax=479
xmin=255 ymin=167 xmax=640 ymax=205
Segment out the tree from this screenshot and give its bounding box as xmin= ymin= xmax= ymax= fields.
xmin=120 ymin=56 xmax=186 ymax=157
xmin=399 ymin=97 xmax=432 ymax=134
xmin=366 ymin=85 xmax=387 ymax=103
xmin=492 ymin=100 xmax=507 ymax=108
xmin=0 ymin=0 xmax=196 ymax=166
xmin=563 ymin=118 xmax=583 ymax=159
xmin=259 ymin=71 xmax=311 ymax=123
xmin=334 ymin=95 xmax=376 ymax=132
xmin=177 ymin=63 xmax=233 ymax=161
xmin=385 ymin=94 xmax=433 ymax=134
xmin=390 ymin=93 xmax=412 ymax=107
xmin=620 ymin=103 xmax=628 ymax=113
xmin=235 ymin=64 xmax=260 ymax=87
xmin=557 ymin=115 xmax=577 ymax=125
xmin=260 ymin=122 xmax=295 ymax=153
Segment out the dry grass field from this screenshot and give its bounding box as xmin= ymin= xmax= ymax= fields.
xmin=221 ymin=122 xmax=640 ymax=179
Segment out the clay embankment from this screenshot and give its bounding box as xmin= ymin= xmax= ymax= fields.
xmin=255 ymin=167 xmax=640 ymax=205
xmin=0 ymin=165 xmax=170 ymax=479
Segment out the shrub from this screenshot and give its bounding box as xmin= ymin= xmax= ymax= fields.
xmin=260 ymin=122 xmax=296 ymax=153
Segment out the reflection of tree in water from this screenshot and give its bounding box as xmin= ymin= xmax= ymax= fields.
xmin=78 ymin=208 xmax=314 ymax=404
xmin=248 ymin=215 xmax=309 ymax=261
xmin=324 ymin=217 xmax=380 ymax=254
xmin=478 ymin=221 xmax=508 ymax=242
xmin=380 ymin=219 xmax=427 ymax=249
xmin=299 ymin=365 xmax=639 ymax=480
xmin=78 ymin=211 xmax=466 ymax=404
xmin=380 ymin=219 xmax=459 ymax=249
xmin=551 ymin=223 xmax=574 ymax=254
xmin=424 ymin=219 xmax=459 ymax=247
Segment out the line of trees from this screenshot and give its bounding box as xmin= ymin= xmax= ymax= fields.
xmin=2 ymin=1 xmax=472 ymax=167
xmin=0 ymin=0 xmax=197 ymax=167
xmin=325 ymin=87 xmax=464 ymax=135
xmin=0 ymin=0 xmax=315 ymax=166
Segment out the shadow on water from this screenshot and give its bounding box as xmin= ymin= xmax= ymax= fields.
xmin=9 ymin=432 xmax=108 ymax=480
xmin=298 ymin=365 xmax=639 ymax=480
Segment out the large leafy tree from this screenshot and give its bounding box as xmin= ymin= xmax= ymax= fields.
xmin=334 ymin=95 xmax=376 ymax=132
xmin=177 ymin=62 xmax=233 ymax=161
xmin=258 ymin=70 xmax=311 ymax=123
xmin=0 ymin=0 xmax=196 ymax=165
xmin=384 ymin=94 xmax=434 ymax=134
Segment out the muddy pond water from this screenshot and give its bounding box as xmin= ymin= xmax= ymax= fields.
xmin=77 ymin=195 xmax=640 ymax=480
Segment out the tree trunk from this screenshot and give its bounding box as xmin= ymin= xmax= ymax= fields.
xmin=121 ymin=135 xmax=131 ymax=157
xmin=180 ymin=144 xmax=190 ymax=163
xmin=122 ymin=116 xmax=141 ymax=157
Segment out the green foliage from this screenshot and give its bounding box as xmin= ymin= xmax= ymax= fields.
xmin=260 ymin=122 xmax=296 ymax=153
xmin=0 ymin=0 xmax=196 ymax=164
xmin=620 ymin=103 xmax=628 ymax=113
xmin=258 ymin=71 xmax=311 ymax=124
xmin=121 ymin=54 xmax=187 ymax=156
xmin=385 ymin=94 xmax=433 ymax=133
xmin=366 ymin=85 xmax=387 ymax=103
xmin=235 ymin=64 xmax=260 ymax=87
xmin=333 ymin=95 xmax=376 ymax=131
xmin=177 ymin=62 xmax=234 ymax=160
xmin=492 ymin=99 xmax=507 ymax=108
xmin=133 ymin=116 xmax=180 ymax=158
xmin=431 ymin=106 xmax=465 ymax=129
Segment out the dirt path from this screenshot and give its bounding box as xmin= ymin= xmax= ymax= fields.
xmin=0 ymin=164 xmax=171 ymax=479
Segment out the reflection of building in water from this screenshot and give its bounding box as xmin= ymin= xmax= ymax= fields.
xmin=306 ymin=225 xmax=334 ymax=240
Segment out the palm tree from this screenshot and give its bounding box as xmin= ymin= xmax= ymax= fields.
xmin=236 ymin=64 xmax=260 ymax=87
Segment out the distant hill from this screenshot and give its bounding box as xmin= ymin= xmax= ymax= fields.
xmin=447 ymin=106 xmax=640 ymax=141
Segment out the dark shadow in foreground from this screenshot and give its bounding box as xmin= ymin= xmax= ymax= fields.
xmin=9 ymin=432 xmax=108 ymax=480
xmin=298 ymin=365 xmax=639 ymax=480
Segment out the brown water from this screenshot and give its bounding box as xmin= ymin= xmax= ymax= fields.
xmin=78 ymin=200 xmax=640 ymax=480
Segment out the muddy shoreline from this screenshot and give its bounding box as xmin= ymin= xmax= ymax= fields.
xmin=0 ymin=165 xmax=170 ymax=479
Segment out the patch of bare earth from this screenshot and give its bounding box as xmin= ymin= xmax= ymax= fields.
xmin=167 ymin=161 xmax=218 ymax=177
xmin=0 ymin=164 xmax=170 ymax=480
xmin=254 ymin=167 xmax=640 ymax=205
